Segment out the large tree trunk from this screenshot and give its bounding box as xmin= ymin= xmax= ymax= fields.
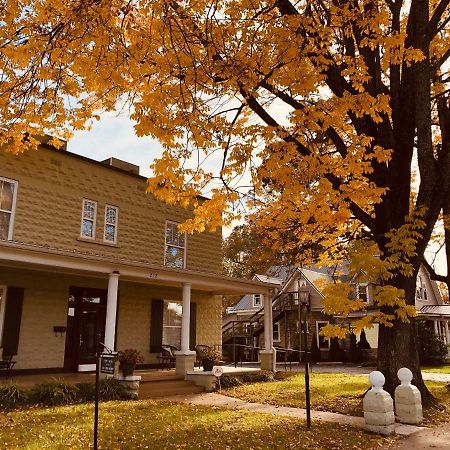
xmin=377 ymin=275 xmax=432 ymax=401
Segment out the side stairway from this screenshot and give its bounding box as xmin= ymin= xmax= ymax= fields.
xmin=138 ymin=370 xmax=204 ymax=399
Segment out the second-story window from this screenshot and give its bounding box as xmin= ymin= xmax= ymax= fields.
xmin=104 ymin=205 xmax=119 ymax=244
xmin=165 ymin=221 xmax=186 ymax=268
xmin=80 ymin=199 xmax=97 ymax=239
xmin=417 ymin=275 xmax=427 ymax=301
xmin=0 ymin=177 xmax=18 ymax=240
xmin=357 ymin=283 xmax=369 ymax=303
xmin=253 ymin=294 xmax=262 ymax=307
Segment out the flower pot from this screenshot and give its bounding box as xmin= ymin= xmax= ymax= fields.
xmin=202 ymin=360 xmax=214 ymax=371
xmin=120 ymin=362 xmax=136 ymax=377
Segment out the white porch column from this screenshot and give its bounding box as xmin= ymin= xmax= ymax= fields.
xmin=434 ymin=320 xmax=439 ymax=337
xmin=263 ymin=293 xmax=271 ymax=350
xmin=261 ymin=292 xmax=275 ymax=371
xmin=104 ymin=271 xmax=119 ymax=351
xmin=181 ymin=282 xmax=191 ymax=352
xmin=445 ymin=322 xmax=450 ymax=345
xmin=175 ymin=282 xmax=196 ymax=375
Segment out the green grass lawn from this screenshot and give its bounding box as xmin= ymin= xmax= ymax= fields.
xmin=422 ymin=365 xmax=450 ymax=374
xmin=0 ymin=400 xmax=398 ymax=449
xmin=223 ymin=372 xmax=450 ymax=426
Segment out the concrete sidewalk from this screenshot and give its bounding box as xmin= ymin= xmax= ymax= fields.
xmin=392 ymin=422 xmax=450 ymax=449
xmin=164 ymin=392 xmax=424 ymax=437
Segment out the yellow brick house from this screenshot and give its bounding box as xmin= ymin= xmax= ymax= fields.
xmin=0 ymin=140 xmax=275 ymax=374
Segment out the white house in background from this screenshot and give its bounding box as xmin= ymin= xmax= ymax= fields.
xmin=340 ymin=264 xmax=448 ymax=348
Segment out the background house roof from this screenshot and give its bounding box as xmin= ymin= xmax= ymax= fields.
xmin=419 ymin=305 xmax=450 ymax=316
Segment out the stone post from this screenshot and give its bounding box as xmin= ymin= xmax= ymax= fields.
xmin=394 ymin=368 xmax=423 ymax=425
xmin=115 ymin=375 xmax=141 ymax=399
xmin=363 ymin=371 xmax=395 ymax=435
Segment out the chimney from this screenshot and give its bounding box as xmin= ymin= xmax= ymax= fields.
xmin=101 ymin=157 xmax=140 ymax=175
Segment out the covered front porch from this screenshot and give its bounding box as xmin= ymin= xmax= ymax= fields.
xmin=419 ymin=305 xmax=450 ymax=346
xmin=0 ymin=241 xmax=278 ymax=377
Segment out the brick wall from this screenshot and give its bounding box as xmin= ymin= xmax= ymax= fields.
xmin=0 ymin=147 xmax=222 ymax=274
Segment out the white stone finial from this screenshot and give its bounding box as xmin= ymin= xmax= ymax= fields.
xmin=369 ymin=371 xmax=385 ymax=392
xmin=397 ymin=367 xmax=413 ymax=386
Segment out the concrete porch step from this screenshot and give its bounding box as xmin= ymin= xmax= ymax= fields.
xmin=137 ymin=370 xmax=182 ymax=383
xmin=138 ymin=378 xmax=204 ymax=399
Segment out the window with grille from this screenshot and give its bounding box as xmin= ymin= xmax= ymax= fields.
xmin=165 ymin=221 xmax=186 ymax=268
xmin=104 ymin=205 xmax=118 ymax=243
xmin=80 ymin=199 xmax=97 ymax=239
xmin=0 ymin=177 xmax=18 ymax=240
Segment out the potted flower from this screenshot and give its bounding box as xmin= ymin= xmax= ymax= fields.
xmin=199 ymin=348 xmax=221 ymax=371
xmin=118 ymin=349 xmax=144 ymax=376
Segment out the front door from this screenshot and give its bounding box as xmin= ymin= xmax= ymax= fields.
xmin=64 ymin=287 xmax=107 ymax=372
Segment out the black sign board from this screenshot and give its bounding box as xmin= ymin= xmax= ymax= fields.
xmin=100 ymin=354 xmax=116 ymax=375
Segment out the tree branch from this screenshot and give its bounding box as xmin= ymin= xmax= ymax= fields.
xmin=426 ymin=0 xmax=450 ymax=42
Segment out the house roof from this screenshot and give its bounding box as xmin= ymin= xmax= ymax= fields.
xmin=254 ymin=274 xmax=284 ymax=285
xmin=228 ymin=265 xmax=339 ymax=313
xmin=419 ymin=305 xmax=450 ymax=317
xmin=0 ymin=240 xmax=279 ymax=295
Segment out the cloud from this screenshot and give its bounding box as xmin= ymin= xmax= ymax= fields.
xmin=70 ymin=112 xmax=164 ymax=177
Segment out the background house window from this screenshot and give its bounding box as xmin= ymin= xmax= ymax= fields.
xmin=273 ymin=322 xmax=281 ymax=342
xmin=316 ymin=321 xmax=330 ymax=349
xmin=253 ymin=294 xmax=262 ymax=307
xmin=417 ymin=276 xmax=427 ymax=301
xmin=0 ymin=177 xmax=18 ymax=240
xmin=165 ymin=221 xmax=186 ymax=268
xmin=357 ymin=283 xmax=369 ymax=303
xmin=104 ymin=205 xmax=119 ymax=243
xmin=81 ymin=199 xmax=97 ymax=239
xmin=162 ymin=301 xmax=182 ymax=348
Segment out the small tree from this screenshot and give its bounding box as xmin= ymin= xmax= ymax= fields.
xmin=417 ymin=321 xmax=448 ymax=365
xmin=309 ymin=333 xmax=322 ymax=363
xmin=328 ymin=337 xmax=345 ymax=362
xmin=349 ymin=334 xmax=363 ymax=364
xmin=358 ymin=329 xmax=372 ymax=350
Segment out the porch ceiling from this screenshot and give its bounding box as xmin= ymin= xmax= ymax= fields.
xmin=0 ymin=240 xmax=277 ymax=295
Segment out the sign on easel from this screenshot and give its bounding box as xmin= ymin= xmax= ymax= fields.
xmin=100 ymin=354 xmax=116 ymax=375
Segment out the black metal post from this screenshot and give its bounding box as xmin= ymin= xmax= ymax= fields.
xmin=302 ymin=302 xmax=311 ymax=428
xmin=93 ymin=333 xmax=100 ymax=450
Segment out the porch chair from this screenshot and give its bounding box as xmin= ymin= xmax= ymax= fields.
xmin=0 ymin=353 xmax=16 ymax=378
xmin=157 ymin=345 xmax=179 ymax=370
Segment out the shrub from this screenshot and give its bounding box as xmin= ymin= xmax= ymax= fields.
xmin=99 ymin=377 xmax=128 ymax=400
xmin=240 ymin=371 xmax=275 ymax=383
xmin=75 ymin=382 xmax=96 ymax=402
xmin=76 ymin=378 xmax=128 ymax=402
xmin=28 ymin=380 xmax=79 ymax=406
xmin=219 ymin=375 xmax=242 ymax=388
xmin=0 ymin=384 xmax=27 ymax=409
xmin=349 ymin=333 xmax=362 ymax=363
xmin=417 ymin=320 xmax=448 ymax=365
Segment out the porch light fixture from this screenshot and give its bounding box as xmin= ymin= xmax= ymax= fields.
xmin=298 ymin=288 xmax=311 ymax=428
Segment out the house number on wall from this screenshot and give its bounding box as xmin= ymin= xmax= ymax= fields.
xmin=149 ymin=272 xmax=158 ymax=279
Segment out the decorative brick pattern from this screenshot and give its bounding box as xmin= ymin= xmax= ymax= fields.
xmin=0 ymin=147 xmax=222 ymax=274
